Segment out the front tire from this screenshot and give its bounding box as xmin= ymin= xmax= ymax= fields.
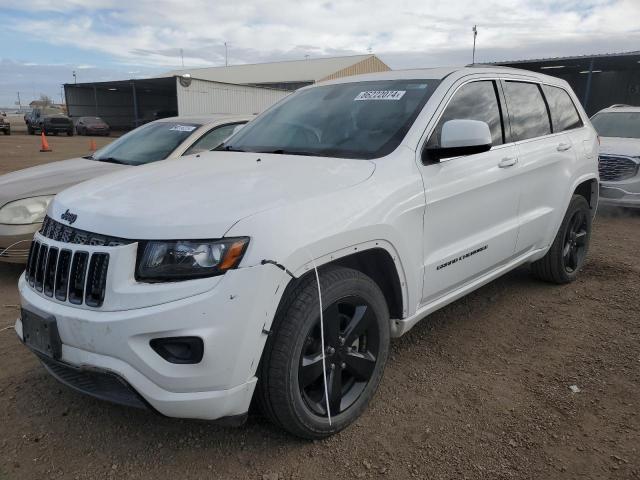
xmin=531 ymin=195 xmax=592 ymax=284
xmin=257 ymin=266 xmax=390 ymax=439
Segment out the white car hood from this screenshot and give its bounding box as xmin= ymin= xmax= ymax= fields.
xmin=50 ymin=151 xmax=376 ymax=239
xmin=599 ymin=137 xmax=640 ymax=157
xmin=0 ymin=157 xmax=127 ymax=208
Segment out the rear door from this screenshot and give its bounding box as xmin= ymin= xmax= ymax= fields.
xmin=419 ymin=79 xmax=521 ymax=304
xmin=501 ymin=80 xmax=578 ymax=253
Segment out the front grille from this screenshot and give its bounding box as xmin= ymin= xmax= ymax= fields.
xmin=37 ymin=353 xmax=148 ymax=410
xmin=26 ymin=240 xmax=109 ymax=308
xmin=598 ymin=155 xmax=639 ymax=181
xmin=40 ymin=216 xmax=133 ymax=247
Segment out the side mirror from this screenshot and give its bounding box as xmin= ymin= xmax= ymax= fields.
xmin=424 ymin=119 xmax=492 ymax=162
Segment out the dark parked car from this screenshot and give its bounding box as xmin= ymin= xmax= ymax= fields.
xmin=25 ymin=106 xmax=73 ymax=136
xmin=0 ymin=116 xmax=9 ymax=135
xmin=75 ymin=116 xmax=110 ymax=136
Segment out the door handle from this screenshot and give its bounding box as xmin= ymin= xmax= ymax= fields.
xmin=557 ymin=142 xmax=572 ymax=152
xmin=498 ymin=157 xmax=517 ymax=168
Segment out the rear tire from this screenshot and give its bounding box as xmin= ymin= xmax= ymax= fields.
xmin=531 ymin=195 xmax=592 ymax=284
xmin=67 ymin=129 xmax=73 ymax=137
xmin=27 ymin=125 xmax=34 ymax=135
xmin=257 ymin=266 xmax=390 ymax=439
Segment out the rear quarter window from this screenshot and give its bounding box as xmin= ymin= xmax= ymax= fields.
xmin=503 ymin=81 xmax=551 ymax=141
xmin=542 ymin=85 xmax=583 ymax=132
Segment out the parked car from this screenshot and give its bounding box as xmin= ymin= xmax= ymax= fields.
xmin=15 ymin=67 xmax=599 ymax=439
xmin=0 ymin=116 xmax=9 ymax=135
xmin=75 ymin=116 xmax=110 ymax=136
xmin=25 ymin=106 xmax=74 ymax=136
xmin=590 ymin=105 xmax=640 ymax=208
xmin=0 ymin=114 xmax=252 ymax=263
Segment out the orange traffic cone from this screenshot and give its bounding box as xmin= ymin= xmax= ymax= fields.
xmin=40 ymin=132 xmax=52 ymax=152
xmin=89 ymin=139 xmax=97 ymax=151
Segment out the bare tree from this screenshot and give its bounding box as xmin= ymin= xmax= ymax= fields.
xmin=39 ymin=94 xmax=53 ymax=106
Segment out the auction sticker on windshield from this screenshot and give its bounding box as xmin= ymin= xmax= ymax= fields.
xmin=354 ymin=90 xmax=406 ymax=101
xmin=169 ymin=125 xmax=197 ymax=132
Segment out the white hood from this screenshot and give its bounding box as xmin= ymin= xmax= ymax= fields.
xmin=599 ymin=137 xmax=640 ymax=157
xmin=50 ymin=151 xmax=376 ymax=239
xmin=0 ymin=158 xmax=127 ymax=208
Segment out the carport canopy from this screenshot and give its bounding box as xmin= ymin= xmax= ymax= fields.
xmin=493 ymin=51 xmax=640 ymax=115
xmin=64 ymin=77 xmax=178 ymax=131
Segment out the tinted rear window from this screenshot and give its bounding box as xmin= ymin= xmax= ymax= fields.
xmin=541 ymin=85 xmax=583 ymax=132
xmin=503 ymin=82 xmax=551 ymax=141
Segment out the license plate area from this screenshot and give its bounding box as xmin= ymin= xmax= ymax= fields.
xmin=21 ymin=309 xmax=62 ymax=360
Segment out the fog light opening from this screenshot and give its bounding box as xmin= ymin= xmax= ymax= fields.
xmin=150 ymin=337 xmax=204 ymax=364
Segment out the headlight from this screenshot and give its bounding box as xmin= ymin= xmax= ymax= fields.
xmin=136 ymin=237 xmax=249 ymax=282
xmin=0 ymin=196 xmax=54 ymax=225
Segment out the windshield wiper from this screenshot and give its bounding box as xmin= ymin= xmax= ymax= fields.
xmin=262 ymin=149 xmax=319 ymax=157
xmin=96 ymin=157 xmax=129 ymax=165
xmin=82 ymin=154 xmax=94 ymax=160
xmin=216 ymin=144 xmax=250 ymax=152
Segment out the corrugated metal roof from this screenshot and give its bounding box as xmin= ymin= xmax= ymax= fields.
xmin=164 ymin=54 xmax=387 ymax=84
xmin=492 ymin=50 xmax=640 ymax=65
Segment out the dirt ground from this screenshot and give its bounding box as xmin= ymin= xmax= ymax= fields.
xmin=0 ymin=134 xmax=639 ymax=479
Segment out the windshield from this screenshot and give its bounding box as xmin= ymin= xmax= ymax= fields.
xmin=42 ymin=106 xmax=65 ymax=116
xmin=223 ymin=79 xmax=440 ymax=159
xmin=82 ymin=117 xmax=105 ymax=125
xmin=591 ymin=112 xmax=640 ymax=139
xmin=92 ymin=121 xmax=201 ymax=165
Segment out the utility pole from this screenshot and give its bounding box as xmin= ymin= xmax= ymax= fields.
xmin=224 ymin=42 xmax=228 ymax=67
xmin=73 ymin=70 xmax=77 ymax=84
xmin=180 ymin=48 xmax=184 ymax=68
xmin=472 ymin=25 xmax=478 ymax=65
xmin=16 ymin=91 xmax=22 ymax=110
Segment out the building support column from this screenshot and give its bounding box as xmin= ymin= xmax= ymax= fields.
xmin=582 ymin=58 xmax=595 ymax=112
xmin=131 ymin=80 xmax=139 ymax=128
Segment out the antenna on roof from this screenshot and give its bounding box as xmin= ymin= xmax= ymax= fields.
xmin=224 ymin=42 xmax=229 ymax=67
xmin=472 ymin=25 xmax=478 ymax=65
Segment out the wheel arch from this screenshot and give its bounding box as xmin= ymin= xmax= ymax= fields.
xmin=572 ymin=176 xmax=599 ymax=214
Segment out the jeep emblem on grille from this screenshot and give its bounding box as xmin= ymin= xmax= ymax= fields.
xmin=60 ymin=209 xmax=78 ymax=225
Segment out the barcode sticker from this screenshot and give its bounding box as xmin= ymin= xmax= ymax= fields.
xmin=169 ymin=125 xmax=197 ymax=132
xmin=354 ymin=90 xmax=406 ymax=101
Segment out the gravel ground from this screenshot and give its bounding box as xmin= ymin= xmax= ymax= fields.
xmin=0 ymin=135 xmax=638 ymax=479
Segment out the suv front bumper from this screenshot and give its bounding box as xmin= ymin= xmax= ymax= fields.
xmin=599 ymin=178 xmax=640 ymax=209
xmin=16 ymin=263 xmax=287 ymax=420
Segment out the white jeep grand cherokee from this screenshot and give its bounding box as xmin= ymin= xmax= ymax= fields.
xmin=16 ymin=67 xmax=599 ymax=439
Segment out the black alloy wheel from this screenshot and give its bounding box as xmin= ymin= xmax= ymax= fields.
xmin=257 ymin=266 xmax=390 ymax=439
xmin=299 ymin=296 xmax=380 ymax=417
xmin=530 ymin=194 xmax=592 ymax=284
xmin=562 ymin=209 xmax=588 ymax=273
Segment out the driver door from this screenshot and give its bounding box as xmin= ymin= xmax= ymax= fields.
xmin=419 ymin=79 xmax=521 ymax=304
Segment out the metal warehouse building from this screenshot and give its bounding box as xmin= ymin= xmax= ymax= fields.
xmin=165 ymin=54 xmax=391 ymax=91
xmin=494 ymin=51 xmax=640 ymax=116
xmin=64 ymin=76 xmax=289 ymax=131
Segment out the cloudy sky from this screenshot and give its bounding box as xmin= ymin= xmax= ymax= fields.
xmin=1 ymin=0 xmax=639 ymax=106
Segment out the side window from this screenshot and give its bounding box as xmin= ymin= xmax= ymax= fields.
xmin=183 ymin=123 xmax=243 ymax=156
xmin=427 ymin=80 xmax=504 ymax=148
xmin=503 ymin=81 xmax=551 ymax=141
xmin=541 ymin=85 xmax=583 ymax=132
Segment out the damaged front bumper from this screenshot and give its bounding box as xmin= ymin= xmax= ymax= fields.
xmin=16 ymin=261 xmax=288 ymax=420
